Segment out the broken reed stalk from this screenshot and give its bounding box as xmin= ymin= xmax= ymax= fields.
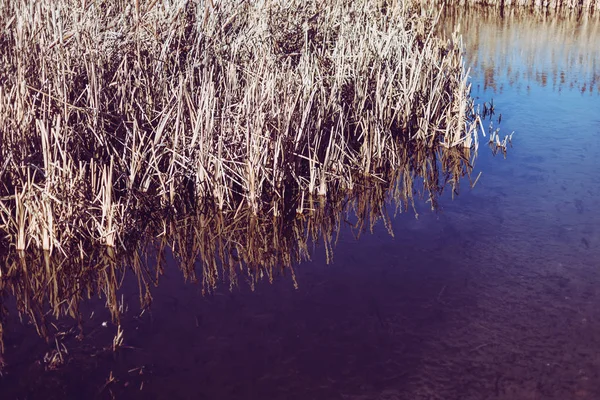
xmin=0 ymin=0 xmax=481 ymax=253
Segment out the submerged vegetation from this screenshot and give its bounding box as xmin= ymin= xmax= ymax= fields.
xmin=0 ymin=0 xmax=484 ymax=254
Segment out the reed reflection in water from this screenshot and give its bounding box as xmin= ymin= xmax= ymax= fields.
xmin=0 ymin=144 xmax=481 ymax=381
xmin=445 ymin=6 xmax=600 ymax=94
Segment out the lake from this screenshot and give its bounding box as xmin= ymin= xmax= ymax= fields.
xmin=1 ymin=6 xmax=600 ymax=400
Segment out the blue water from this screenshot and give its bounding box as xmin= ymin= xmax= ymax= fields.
xmin=2 ymin=8 xmax=600 ymax=400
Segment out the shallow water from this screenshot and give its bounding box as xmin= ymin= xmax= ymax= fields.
xmin=2 ymin=7 xmax=600 ymax=400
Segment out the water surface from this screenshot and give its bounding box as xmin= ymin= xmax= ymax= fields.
xmin=2 ymin=7 xmax=600 ymax=400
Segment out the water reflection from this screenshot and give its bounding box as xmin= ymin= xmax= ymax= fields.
xmin=0 ymin=145 xmax=476 ymax=370
xmin=4 ymin=6 xmax=599 ymax=400
xmin=445 ymin=6 xmax=600 ymax=94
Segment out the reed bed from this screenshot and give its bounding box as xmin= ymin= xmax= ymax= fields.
xmin=0 ymin=144 xmax=475 ymax=368
xmin=436 ymin=0 xmax=600 ymax=11
xmin=0 ymin=0 xmax=483 ymax=253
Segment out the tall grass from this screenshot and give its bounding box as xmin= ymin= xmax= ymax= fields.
xmin=0 ymin=0 xmax=482 ymax=253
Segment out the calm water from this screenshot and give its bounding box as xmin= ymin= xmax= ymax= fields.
xmin=2 ymin=8 xmax=600 ymax=400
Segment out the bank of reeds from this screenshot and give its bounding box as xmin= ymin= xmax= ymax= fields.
xmin=0 ymin=0 xmax=484 ymax=253
xmin=436 ymin=0 xmax=600 ymax=12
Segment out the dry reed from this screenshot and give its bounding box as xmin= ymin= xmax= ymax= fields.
xmin=0 ymin=0 xmax=483 ymax=253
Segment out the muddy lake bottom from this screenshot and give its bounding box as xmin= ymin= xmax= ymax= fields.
xmin=2 ymin=7 xmax=600 ymax=400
